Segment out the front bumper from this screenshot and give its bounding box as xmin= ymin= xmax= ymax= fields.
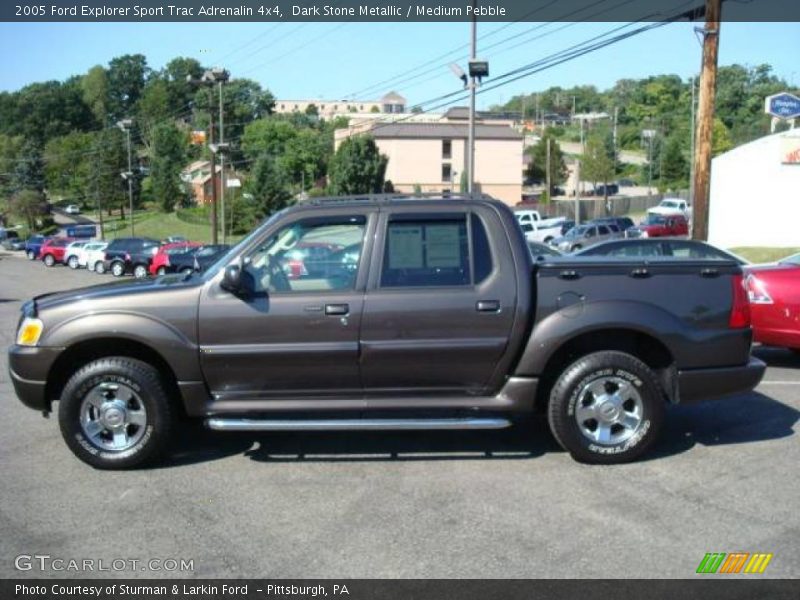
xmin=677 ymin=357 xmax=766 ymax=404
xmin=8 ymin=345 xmax=65 ymax=412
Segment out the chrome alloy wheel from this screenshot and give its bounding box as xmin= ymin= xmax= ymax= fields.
xmin=79 ymin=382 xmax=147 ymax=452
xmin=574 ymin=377 xmax=643 ymax=445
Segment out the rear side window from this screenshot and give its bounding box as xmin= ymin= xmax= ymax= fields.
xmin=380 ymin=213 xmax=493 ymax=288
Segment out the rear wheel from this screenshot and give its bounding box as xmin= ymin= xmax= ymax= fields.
xmin=547 ymin=351 xmax=665 ymax=464
xmin=94 ymin=261 xmax=106 ymax=274
xmin=111 ymin=261 xmax=125 ymax=277
xmin=133 ymin=264 xmax=148 ymax=279
xmin=43 ymin=254 xmax=55 ymax=267
xmin=27 ymin=249 xmax=36 ymax=260
xmin=58 ymin=357 xmax=173 ymax=469
xmin=68 ymin=255 xmax=79 ymax=269
xmin=157 ymin=266 xmax=166 ymax=276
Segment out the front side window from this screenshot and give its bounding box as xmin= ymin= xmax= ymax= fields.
xmin=242 ymin=216 xmax=366 ymax=293
xmin=381 ymin=215 xmax=481 ymax=288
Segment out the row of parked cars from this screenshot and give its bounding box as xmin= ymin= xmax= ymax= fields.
xmin=18 ymin=234 xmax=230 ymax=278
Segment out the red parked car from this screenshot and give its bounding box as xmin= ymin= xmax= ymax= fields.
xmin=149 ymin=241 xmax=202 ymax=276
xmin=744 ymin=253 xmax=800 ymax=353
xmin=627 ymin=214 xmax=689 ymax=238
xmin=38 ymin=237 xmax=76 ymax=267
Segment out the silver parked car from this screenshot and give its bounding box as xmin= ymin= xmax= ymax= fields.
xmin=550 ymin=223 xmax=622 ymax=253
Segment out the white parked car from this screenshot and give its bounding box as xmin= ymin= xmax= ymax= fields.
xmin=63 ymin=241 xmax=89 ymax=269
xmin=82 ymin=241 xmax=108 ymax=271
xmin=648 ymin=198 xmax=691 ymax=219
xmin=64 ymin=204 xmax=81 ymax=215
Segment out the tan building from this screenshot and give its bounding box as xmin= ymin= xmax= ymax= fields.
xmin=274 ymin=91 xmax=406 ymax=119
xmin=335 ymin=122 xmax=523 ymax=206
xmin=181 ymin=160 xmax=222 ymax=206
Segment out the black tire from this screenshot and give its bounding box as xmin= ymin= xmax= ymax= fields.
xmin=133 ymin=264 xmax=148 ymax=279
xmin=95 ymin=261 xmax=106 ymax=274
xmin=58 ymin=357 xmax=173 ymax=469
xmin=111 ymin=261 xmax=126 ymax=277
xmin=68 ymin=255 xmax=79 ymax=269
xmin=571 ymin=244 xmax=582 ymax=252
xmin=157 ymin=266 xmax=166 ymax=276
xmin=43 ymin=254 xmax=55 ymax=267
xmin=547 ymin=351 xmax=665 ymax=464
xmin=181 ymin=267 xmax=194 ymax=276
xmin=27 ymin=249 xmax=36 ymax=260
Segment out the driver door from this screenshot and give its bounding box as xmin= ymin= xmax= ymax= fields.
xmin=198 ymin=212 xmax=373 ymax=399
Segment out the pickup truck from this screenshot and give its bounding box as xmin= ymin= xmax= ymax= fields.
xmin=648 ymin=198 xmax=692 ymax=219
xmin=514 ymin=209 xmax=565 ymax=230
xmin=9 ymin=195 xmax=765 ymax=469
xmin=519 ymin=220 xmax=562 ymax=244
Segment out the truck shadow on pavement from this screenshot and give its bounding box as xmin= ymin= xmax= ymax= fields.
xmin=162 ymin=391 xmax=797 ymax=467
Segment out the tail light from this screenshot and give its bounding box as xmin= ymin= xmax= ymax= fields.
xmin=744 ymin=274 xmax=773 ymax=304
xmin=729 ymin=274 xmax=751 ymax=329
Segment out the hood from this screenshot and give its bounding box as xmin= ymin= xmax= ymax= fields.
xmin=33 ymin=273 xmax=203 ymax=314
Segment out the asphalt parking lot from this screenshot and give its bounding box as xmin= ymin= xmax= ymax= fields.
xmin=0 ymin=252 xmax=798 ymax=579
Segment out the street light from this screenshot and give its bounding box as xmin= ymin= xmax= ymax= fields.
xmin=116 ymin=118 xmax=134 ymax=236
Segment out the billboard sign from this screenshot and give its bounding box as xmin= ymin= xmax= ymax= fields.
xmin=765 ymin=92 xmax=800 ymax=120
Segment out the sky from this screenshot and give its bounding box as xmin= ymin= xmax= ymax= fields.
xmin=0 ymin=20 xmax=798 ymax=110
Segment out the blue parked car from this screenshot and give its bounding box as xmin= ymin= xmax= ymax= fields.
xmin=24 ymin=235 xmax=50 ymax=260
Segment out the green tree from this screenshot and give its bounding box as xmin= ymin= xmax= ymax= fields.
xmin=43 ymin=132 xmax=93 ymax=200
xmin=87 ymin=129 xmax=128 ymax=218
xmin=241 ymin=155 xmax=292 ymax=229
xmin=81 ymin=65 xmax=109 ymax=125
xmin=107 ymin=54 xmax=149 ymax=122
xmin=241 ymin=118 xmax=298 ymax=159
xmin=524 ymin=132 xmax=567 ymax=194
xmin=712 ymin=117 xmax=733 ymax=156
xmin=13 ymin=141 xmax=45 ymax=193
xmin=0 ymin=134 xmax=23 ymax=200
xmin=327 ymin=135 xmax=387 ymax=195
xmin=581 ymin=136 xmax=615 ymax=203
xmin=150 ymin=122 xmax=188 ymax=212
xmin=11 ymin=189 xmax=46 ymax=231
xmin=661 ymin=135 xmax=688 ymax=189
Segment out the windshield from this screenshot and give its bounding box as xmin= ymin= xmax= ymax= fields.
xmin=645 ymin=214 xmax=667 ymax=225
xmin=780 ymin=253 xmax=800 ymax=266
xmin=200 ymin=210 xmax=288 ymax=281
xmin=661 ymin=200 xmax=679 ymax=208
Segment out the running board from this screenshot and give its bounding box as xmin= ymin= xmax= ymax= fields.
xmin=205 ymin=417 xmax=512 ymax=432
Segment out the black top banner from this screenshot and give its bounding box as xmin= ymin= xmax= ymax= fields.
xmin=4 ymin=0 xmax=800 ymax=22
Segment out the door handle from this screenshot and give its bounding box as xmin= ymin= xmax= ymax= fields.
xmin=476 ymin=300 xmax=501 ymax=313
xmin=325 ymin=303 xmax=349 ymax=316
xmin=700 ymin=268 xmax=719 ymax=278
xmin=630 ymin=268 xmax=651 ymax=279
xmin=559 ymin=270 xmax=581 ymax=280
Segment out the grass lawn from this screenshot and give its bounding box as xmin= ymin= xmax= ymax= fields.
xmin=98 ymin=210 xmax=240 ymax=244
xmin=731 ymin=247 xmax=800 ymax=264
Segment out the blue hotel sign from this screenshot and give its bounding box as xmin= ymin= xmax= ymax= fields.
xmin=765 ymin=92 xmax=800 ymax=120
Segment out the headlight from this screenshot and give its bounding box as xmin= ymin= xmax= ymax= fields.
xmin=16 ymin=317 xmax=43 ymax=346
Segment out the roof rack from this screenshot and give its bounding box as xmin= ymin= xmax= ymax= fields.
xmin=298 ymin=192 xmax=495 ymax=206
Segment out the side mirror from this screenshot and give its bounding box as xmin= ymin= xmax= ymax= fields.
xmin=221 ymin=263 xmax=245 ymax=294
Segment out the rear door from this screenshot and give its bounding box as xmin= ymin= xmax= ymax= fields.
xmin=359 ymin=205 xmax=517 ymax=395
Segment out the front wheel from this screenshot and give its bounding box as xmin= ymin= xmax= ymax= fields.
xmin=181 ymin=267 xmax=194 ymax=276
xmin=157 ymin=266 xmax=166 ymax=276
xmin=95 ymin=261 xmax=106 ymax=274
xmin=111 ymin=261 xmax=126 ymax=277
xmin=27 ymin=249 xmax=36 ymax=260
xmin=570 ymin=244 xmax=582 ymax=252
xmin=547 ymin=351 xmax=665 ymax=464
xmin=43 ymin=254 xmax=55 ymax=267
xmin=68 ymin=256 xmax=79 ymax=269
xmin=133 ymin=264 xmax=148 ymax=279
xmin=58 ymin=357 xmax=173 ymax=469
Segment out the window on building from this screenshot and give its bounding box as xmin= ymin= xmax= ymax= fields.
xmin=442 ymin=164 xmax=452 ymax=183
xmin=442 ymin=139 xmax=452 ymax=159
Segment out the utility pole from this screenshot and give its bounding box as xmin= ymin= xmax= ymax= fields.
xmin=546 ymin=137 xmax=552 ymax=198
xmin=467 ymin=4 xmax=477 ymax=195
xmin=689 ymin=76 xmax=696 ymax=205
xmin=574 ymin=159 xmax=581 ymax=224
xmin=691 ymin=0 xmax=721 ymax=241
xmin=218 ymin=75 xmax=227 ymax=245
xmin=612 ymin=106 xmax=619 ymax=173
xmin=116 ymin=118 xmax=134 ymax=236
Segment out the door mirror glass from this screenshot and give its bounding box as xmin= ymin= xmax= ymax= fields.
xmin=221 ymin=263 xmax=246 ymax=294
